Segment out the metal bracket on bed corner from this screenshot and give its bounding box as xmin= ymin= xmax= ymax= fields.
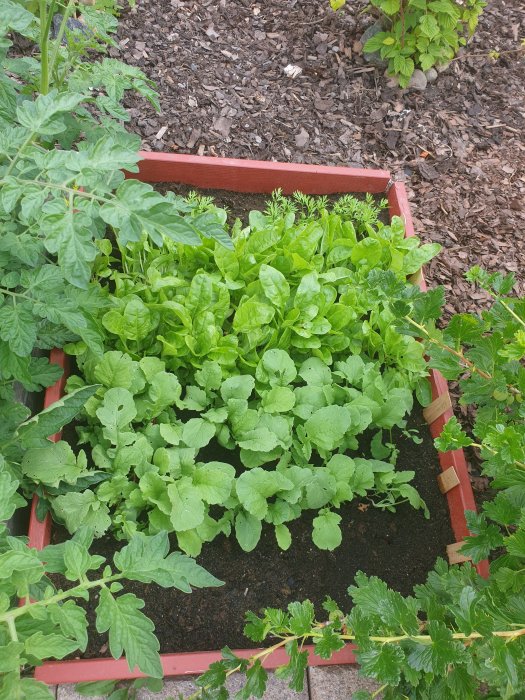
xmin=384 ymin=177 xmax=395 ymax=194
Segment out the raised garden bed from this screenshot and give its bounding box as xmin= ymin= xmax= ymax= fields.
xmin=29 ymin=153 xmax=488 ymax=685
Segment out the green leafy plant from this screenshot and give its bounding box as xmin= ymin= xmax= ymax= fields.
xmin=331 ymin=0 xmax=487 ymax=87
xmin=72 ymin=192 xmax=439 ymax=380
xmin=187 ymin=270 xmax=525 ymax=699
xmin=32 ymin=193 xmax=439 ymax=556
xmin=186 ymin=560 xmax=525 ymax=700
xmin=0 ymin=0 xmax=231 ymax=428
xmin=75 ymin=678 xmax=170 ymax=700
xmin=30 ymin=347 xmax=428 ymax=555
xmin=0 ymin=458 xmax=221 ymax=700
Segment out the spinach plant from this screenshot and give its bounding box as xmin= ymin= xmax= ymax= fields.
xmin=187 ymin=271 xmax=525 ymax=699
xmin=72 ymin=192 xmax=438 ymax=382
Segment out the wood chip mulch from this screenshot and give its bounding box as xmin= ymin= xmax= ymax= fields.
xmin=113 ymin=0 xmax=524 ymax=317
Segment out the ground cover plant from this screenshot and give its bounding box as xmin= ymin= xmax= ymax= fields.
xmin=187 ymin=270 xmax=525 ymax=700
xmin=23 ymin=191 xmax=443 ymax=557
xmin=332 ymin=0 xmax=487 ymax=86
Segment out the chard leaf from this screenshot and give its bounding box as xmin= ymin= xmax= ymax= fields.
xmin=259 ymin=264 xmax=290 ymax=308
xmin=233 ymin=299 xmax=275 ymax=333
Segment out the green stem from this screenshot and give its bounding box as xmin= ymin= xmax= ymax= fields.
xmin=0 ymin=288 xmax=33 ymax=301
xmin=4 ymin=133 xmax=37 ymax=178
xmin=498 ymin=299 xmax=525 ymax=331
xmin=39 ymin=0 xmax=60 ymax=93
xmin=184 ymin=636 xmax=300 ymax=700
xmin=39 ymin=0 xmax=49 ymax=94
xmin=405 ymin=316 xmax=493 ymax=380
xmin=405 ymin=315 xmax=522 ymax=397
xmin=470 ymin=442 xmax=525 ymax=471
xmin=7 ymin=616 xmax=19 ymax=642
xmin=0 ymin=176 xmax=112 ymax=205
xmin=0 ymin=572 xmax=122 ymax=627
xmin=48 ymin=0 xmax=78 ymax=85
xmin=184 ymin=624 xmax=525 ymax=699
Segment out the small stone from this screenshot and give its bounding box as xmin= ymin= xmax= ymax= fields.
xmin=360 ymin=20 xmax=388 ymax=69
xmin=436 ymin=61 xmax=450 ymax=74
xmin=425 ymin=67 xmax=438 ymax=83
xmin=408 ymin=69 xmax=427 ymax=91
xmin=212 ymin=116 xmax=232 ymax=138
xmin=295 ymin=127 xmax=309 ymax=148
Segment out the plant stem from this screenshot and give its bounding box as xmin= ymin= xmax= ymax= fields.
xmin=496 ymin=299 xmax=525 ymax=331
xmin=470 ymin=442 xmax=525 ymax=471
xmin=0 ymin=177 xmax=112 ymax=205
xmin=183 ymin=624 xmax=525 ymax=699
xmin=184 ymin=636 xmax=300 ymax=700
xmin=0 ymin=572 xmax=122 ymax=627
xmin=6 ymin=616 xmax=18 ymax=642
xmin=4 ymin=134 xmax=37 ymax=178
xmin=0 ymin=288 xmax=34 ymax=302
xmin=404 ymin=316 xmax=493 ymax=380
xmin=405 ymin=315 xmax=522 ymax=396
xmin=40 ymin=0 xmax=59 ymax=94
xmin=39 ymin=0 xmax=49 ymax=94
xmin=48 ymin=0 xmax=78 ymax=85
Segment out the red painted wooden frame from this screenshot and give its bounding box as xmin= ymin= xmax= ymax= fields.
xmin=29 ymin=154 xmax=487 ymax=685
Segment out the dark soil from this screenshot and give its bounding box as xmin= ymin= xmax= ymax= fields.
xmin=155 ymin=182 xmax=390 ymax=225
xmin=53 ymin=405 xmax=453 ymax=656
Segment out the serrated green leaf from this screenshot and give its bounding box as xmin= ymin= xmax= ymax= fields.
xmin=24 ymin=632 xmax=79 ymax=661
xmin=0 ymin=304 xmax=37 ymax=356
xmin=95 ymin=589 xmax=162 ymax=678
xmin=314 ymin=626 xmax=346 ymax=659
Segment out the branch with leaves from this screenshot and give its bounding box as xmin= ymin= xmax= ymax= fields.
xmin=185 ymin=270 xmax=525 ymax=699
xmin=0 ymin=458 xmax=220 ymax=700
